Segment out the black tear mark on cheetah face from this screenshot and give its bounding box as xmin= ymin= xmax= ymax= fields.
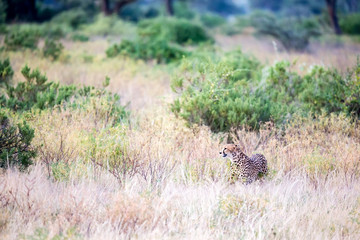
xmin=219 ymin=144 xmax=237 ymax=158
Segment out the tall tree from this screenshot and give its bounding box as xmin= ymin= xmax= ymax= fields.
xmin=165 ymin=0 xmax=174 ymax=16
xmin=101 ymin=0 xmax=111 ymax=15
xmin=5 ymin=0 xmax=37 ymax=21
xmin=325 ymin=0 xmax=342 ymax=35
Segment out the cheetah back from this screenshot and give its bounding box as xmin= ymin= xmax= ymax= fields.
xmin=249 ymin=153 xmax=268 ymax=176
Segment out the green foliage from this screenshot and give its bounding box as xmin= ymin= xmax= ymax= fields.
xmin=4 ymin=30 xmax=39 ymax=50
xmin=42 ymin=38 xmax=64 ymax=60
xmin=1 ymin=66 xmax=128 ymax=123
xmin=7 ymin=23 xmax=67 ymax=40
xmin=71 ymin=33 xmax=89 ymax=42
xmin=138 ymin=17 xmax=212 ymax=45
xmin=119 ymin=4 xmax=159 ymax=22
xmin=171 ymin=51 xmax=360 ymax=132
xmin=0 ymin=58 xmax=14 ymax=85
xmin=339 ymin=13 xmax=360 ymax=35
xmin=81 ymin=126 xmax=134 ymax=185
xmin=250 ymin=11 xmax=321 ymax=51
xmin=51 ymin=9 xmax=90 ymax=30
xmin=235 ymin=15 xmax=251 ymax=30
xmin=80 ymin=14 xmax=136 ymax=36
xmin=105 ymin=17 xmax=211 ymax=63
xmin=174 ymin=2 xmax=195 ymax=19
xmin=106 ymin=39 xmax=187 ymax=63
xmin=200 ymin=13 xmax=226 ymax=28
xmin=0 ymin=110 xmax=36 ymax=170
xmin=51 ymin=161 xmax=71 ymax=182
xmin=171 ymin=50 xmax=264 ymax=132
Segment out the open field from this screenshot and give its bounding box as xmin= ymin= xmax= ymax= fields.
xmin=1 ymin=23 xmax=360 ymax=240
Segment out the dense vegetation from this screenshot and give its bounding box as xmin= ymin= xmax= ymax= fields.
xmin=0 ymin=59 xmax=128 ymax=170
xmin=171 ymin=50 xmax=360 ymax=132
xmin=106 ymin=17 xmax=211 ymax=62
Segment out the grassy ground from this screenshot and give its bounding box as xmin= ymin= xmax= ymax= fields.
xmin=1 ymin=34 xmax=360 ymax=239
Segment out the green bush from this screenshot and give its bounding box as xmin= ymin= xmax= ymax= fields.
xmin=171 ymin=51 xmax=360 ymax=132
xmin=250 ymin=11 xmax=321 ymax=51
xmin=171 ymin=50 xmax=265 ymax=132
xmin=51 ymin=9 xmax=90 ymax=30
xmin=6 ymin=23 xmax=66 ymax=40
xmin=4 ymin=30 xmax=39 ymax=50
xmin=301 ymin=64 xmax=360 ymax=116
xmin=106 ymin=39 xmax=187 ymax=63
xmin=80 ymin=14 xmax=136 ymax=36
xmin=174 ymin=2 xmax=195 ymax=19
xmin=1 ymin=65 xmax=72 ymax=111
xmin=71 ymin=33 xmax=89 ymax=42
xmin=200 ymin=13 xmax=226 ymax=28
xmin=1 ymin=65 xmax=128 ymax=123
xmin=43 ymin=39 xmax=64 ymax=60
xmin=0 ymin=58 xmax=14 ymax=85
xmin=138 ymin=17 xmax=212 ymax=45
xmin=0 ymin=110 xmax=36 ymax=171
xmin=339 ymin=13 xmax=360 ymax=35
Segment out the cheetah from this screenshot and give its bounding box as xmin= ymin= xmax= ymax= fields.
xmin=219 ymin=144 xmax=268 ymax=184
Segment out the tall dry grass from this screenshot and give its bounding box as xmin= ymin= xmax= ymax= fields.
xmin=1 ymin=106 xmax=360 ymax=239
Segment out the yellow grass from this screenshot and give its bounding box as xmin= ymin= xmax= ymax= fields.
xmin=1 ymin=35 xmax=360 ymax=239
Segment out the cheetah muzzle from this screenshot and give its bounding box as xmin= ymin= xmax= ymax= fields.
xmin=219 ymin=144 xmax=268 ymax=184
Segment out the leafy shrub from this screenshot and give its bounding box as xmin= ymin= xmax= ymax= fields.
xmin=43 ymin=39 xmax=64 ymax=60
xmin=171 ymin=50 xmax=264 ymax=132
xmin=71 ymin=33 xmax=89 ymax=42
xmin=0 ymin=110 xmax=36 ymax=170
xmin=0 ymin=58 xmax=14 ymax=85
xmin=80 ymin=14 xmax=136 ymax=36
xmin=51 ymin=9 xmax=90 ymax=30
xmin=81 ymin=126 xmax=138 ymax=186
xmin=138 ymin=17 xmax=212 ymax=45
xmin=339 ymin=13 xmax=360 ymax=35
xmin=1 ymin=65 xmax=72 ymax=111
xmin=301 ymin=64 xmax=360 ymax=116
xmin=1 ymin=65 xmax=128 ymax=123
xmin=250 ymin=11 xmax=321 ymax=51
xmin=4 ymin=30 xmax=39 ymax=50
xmin=6 ymin=23 xmax=66 ymax=40
xmin=174 ymin=2 xmax=195 ymax=19
xmin=41 ymin=24 xmax=66 ymax=39
xmin=234 ymin=15 xmax=251 ymax=30
xmin=106 ymin=39 xmax=187 ymax=63
xmin=171 ymin=52 xmax=360 ymax=132
xmin=143 ymin=7 xmax=160 ymax=19
xmin=200 ymin=13 xmax=226 ymax=28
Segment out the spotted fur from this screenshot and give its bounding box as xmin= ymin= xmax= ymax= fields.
xmin=219 ymin=144 xmax=268 ymax=184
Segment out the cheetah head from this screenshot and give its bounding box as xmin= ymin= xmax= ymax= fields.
xmin=219 ymin=144 xmax=238 ymax=160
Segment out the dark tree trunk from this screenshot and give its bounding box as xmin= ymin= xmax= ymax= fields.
xmin=28 ymin=0 xmax=37 ymax=21
xmin=101 ymin=0 xmax=112 ymax=16
xmin=325 ymin=0 xmax=342 ymax=35
xmin=165 ymin=0 xmax=174 ymax=16
xmin=345 ymin=0 xmax=358 ymax=12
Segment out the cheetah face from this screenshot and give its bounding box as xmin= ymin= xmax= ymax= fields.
xmin=219 ymin=144 xmax=237 ymax=160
